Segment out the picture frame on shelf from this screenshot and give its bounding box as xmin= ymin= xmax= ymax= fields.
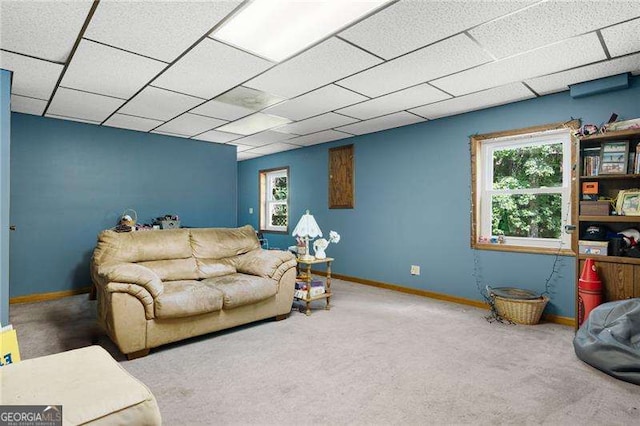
xmin=599 ymin=141 xmax=629 ymax=175
xmin=616 ymin=189 xmax=640 ymax=216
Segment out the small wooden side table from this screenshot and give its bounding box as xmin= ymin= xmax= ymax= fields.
xmin=295 ymin=257 xmax=333 ymax=316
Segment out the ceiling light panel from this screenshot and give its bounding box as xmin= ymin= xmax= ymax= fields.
xmin=249 ymin=143 xmax=301 ymax=155
xmin=216 ymin=113 xmax=291 ymax=136
xmin=337 ymin=84 xmax=450 ymax=120
xmin=244 ymin=37 xmax=382 ymax=99
xmin=335 ymin=111 xmax=424 ymax=135
xmin=231 ymin=130 xmax=296 ymax=147
xmin=103 ymin=114 xmax=164 ymax=133
xmin=191 ymin=100 xmax=254 ymax=121
xmin=118 ymin=86 xmax=203 ymax=121
xmin=84 ymin=1 xmax=241 ymax=62
xmin=276 ymin=113 xmax=359 ymax=135
xmin=11 ymin=95 xmax=47 ymax=116
xmin=601 ymin=18 xmax=640 ymax=58
xmin=525 ymin=54 xmax=640 ymax=96
xmin=264 ymin=84 xmax=367 ymax=121
xmin=61 ymin=40 xmax=165 ymax=100
xmin=47 ymin=87 xmax=125 ymax=123
xmin=0 ymin=51 xmax=63 ymax=100
xmin=340 ymin=0 xmax=536 ymax=60
xmin=0 ymin=0 xmax=93 ymax=62
xmin=212 ymin=0 xmax=392 ymax=62
xmin=286 ymin=130 xmax=352 ymax=146
xmin=431 ymin=33 xmax=606 ymax=96
xmin=154 ymin=113 xmax=227 ymax=137
xmin=153 ymin=39 xmax=273 ymax=100
xmin=469 ymin=1 xmax=640 ymax=59
xmin=409 ymin=82 xmax=535 ymax=120
xmin=194 ymin=130 xmax=243 ymax=144
xmin=338 ymin=34 xmax=491 ymax=98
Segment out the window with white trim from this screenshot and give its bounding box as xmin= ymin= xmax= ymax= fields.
xmin=472 ymin=127 xmax=574 ymax=252
xmin=259 ymin=167 xmax=289 ymax=233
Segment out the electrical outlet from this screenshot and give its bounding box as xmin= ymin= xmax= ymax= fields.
xmin=410 ymin=265 xmax=420 ymax=275
xmin=249 ymin=208 xmax=254 ymax=214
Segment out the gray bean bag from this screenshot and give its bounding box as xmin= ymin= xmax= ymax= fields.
xmin=573 ymin=299 xmax=640 ymax=385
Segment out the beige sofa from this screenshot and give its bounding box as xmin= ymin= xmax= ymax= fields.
xmin=91 ymin=225 xmax=297 ymax=359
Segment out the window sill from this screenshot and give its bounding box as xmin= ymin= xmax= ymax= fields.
xmin=473 ymin=242 xmax=575 ymax=256
xmin=259 ymin=229 xmax=289 ymax=235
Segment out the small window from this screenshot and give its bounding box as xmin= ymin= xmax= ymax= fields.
xmin=259 ymin=167 xmax=289 ymax=233
xmin=471 ymin=121 xmax=578 ymax=253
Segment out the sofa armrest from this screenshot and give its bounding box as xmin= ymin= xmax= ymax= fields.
xmin=235 ymin=249 xmax=296 ymax=281
xmin=97 ymin=263 xmax=164 ymax=298
xmin=105 ymin=282 xmax=155 ymax=320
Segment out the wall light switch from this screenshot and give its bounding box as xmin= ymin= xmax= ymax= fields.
xmin=249 ymin=208 xmax=254 ymax=214
xmin=410 ymin=265 xmax=420 ymax=275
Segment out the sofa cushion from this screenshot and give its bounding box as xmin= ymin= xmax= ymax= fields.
xmin=94 ymin=229 xmax=192 ymax=264
xmin=155 ymin=280 xmax=223 ymax=319
xmin=196 ymin=258 xmax=237 ymax=279
xmin=202 ymin=273 xmax=277 ymax=309
xmin=138 ymin=258 xmax=199 ymax=281
xmin=190 ymin=225 xmax=260 ymax=260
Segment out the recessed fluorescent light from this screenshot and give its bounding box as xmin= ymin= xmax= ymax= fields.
xmin=216 ymin=113 xmax=292 ymax=135
xmin=212 ymin=0 xmax=393 ymax=62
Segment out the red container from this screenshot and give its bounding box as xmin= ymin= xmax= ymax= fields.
xmin=578 ymin=258 xmax=603 ymax=326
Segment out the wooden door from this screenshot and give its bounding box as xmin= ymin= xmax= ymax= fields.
xmin=328 ymin=144 xmax=354 ymax=209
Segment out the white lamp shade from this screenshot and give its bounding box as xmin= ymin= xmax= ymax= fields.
xmin=292 ymin=210 xmax=322 ymax=238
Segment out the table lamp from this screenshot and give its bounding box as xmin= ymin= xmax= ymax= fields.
xmin=292 ymin=210 xmax=322 ymax=261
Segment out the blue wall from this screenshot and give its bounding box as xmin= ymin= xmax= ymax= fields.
xmin=10 ymin=113 xmax=237 ymax=297
xmin=238 ymin=76 xmax=640 ymax=318
xmin=0 ymin=70 xmax=11 ymax=323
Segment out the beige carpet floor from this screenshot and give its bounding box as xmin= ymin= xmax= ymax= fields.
xmin=9 ymin=278 xmax=640 ymax=425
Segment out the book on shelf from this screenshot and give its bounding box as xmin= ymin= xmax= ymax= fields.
xmin=294 ymin=280 xmax=325 ymax=299
xmin=582 ymin=147 xmax=601 ymax=176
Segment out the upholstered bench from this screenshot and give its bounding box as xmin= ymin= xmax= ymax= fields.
xmin=0 ymin=345 xmax=161 ymax=425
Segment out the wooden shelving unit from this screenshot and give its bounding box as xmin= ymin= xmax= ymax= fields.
xmin=575 ymin=127 xmax=640 ymax=326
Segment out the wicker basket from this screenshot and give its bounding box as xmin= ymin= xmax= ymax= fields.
xmin=493 ymin=295 xmax=549 ymax=325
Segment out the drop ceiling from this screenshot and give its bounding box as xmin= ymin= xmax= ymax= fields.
xmin=1 ymin=1 xmax=639 ymax=162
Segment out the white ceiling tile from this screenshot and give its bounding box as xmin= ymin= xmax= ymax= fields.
xmin=193 ymin=130 xmax=243 ymax=143
xmin=45 ymin=114 xmax=101 ymax=125
xmin=470 ymin=1 xmax=640 ymax=59
xmin=226 ymin=143 xmax=253 ymax=152
xmin=153 ymin=39 xmax=273 ymax=99
xmin=0 ymin=0 xmax=93 ymax=62
xmin=118 ymin=86 xmax=203 ymax=121
xmin=249 ymin=143 xmax=301 ymax=155
xmin=215 ymin=113 xmax=291 ymax=136
xmin=47 ymin=87 xmax=125 ymax=123
xmin=61 ymin=40 xmax=165 ymax=99
xmin=601 ymin=18 xmax=640 ymax=58
xmin=11 ymin=95 xmax=46 ymax=116
xmin=340 ymin=0 xmax=536 ymax=60
xmin=338 ymin=34 xmax=491 ymax=98
xmin=0 ymin=51 xmax=63 ymax=99
xmin=245 ymin=37 xmax=382 ymax=98
xmin=154 ymin=113 xmax=227 ymax=137
xmin=150 ymin=130 xmax=190 ymax=139
xmin=215 ymin=86 xmax=286 ymax=111
xmin=191 ymin=100 xmax=254 ymax=121
xmin=431 ymin=33 xmax=606 ymax=96
xmin=276 ymin=113 xmax=359 ymax=135
xmin=525 ymin=54 xmax=640 ymax=96
xmin=103 ymin=113 xmax=164 ymax=132
xmin=238 ymin=151 xmax=262 ymax=161
xmin=231 ymin=130 xmax=295 ymax=147
xmin=264 ymin=85 xmax=367 ymax=121
xmin=409 ymin=83 xmax=535 ymax=120
xmin=286 ymin=130 xmax=353 ymax=147
xmin=84 ymin=1 xmax=241 ymax=62
xmin=335 ymin=111 xmax=425 ymax=135
xmin=337 ymin=84 xmax=451 ymax=120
